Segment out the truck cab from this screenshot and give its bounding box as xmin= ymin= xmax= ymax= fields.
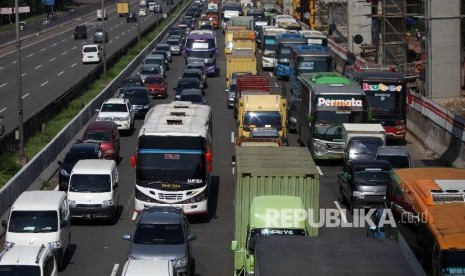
xmin=338 ymin=159 xmax=392 ymax=212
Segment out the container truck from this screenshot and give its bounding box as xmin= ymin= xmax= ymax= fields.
xmin=227 ymin=30 xmax=256 ymax=54
xmin=231 ymin=146 xmax=320 ymax=276
xmin=226 ymin=53 xmax=257 ymax=88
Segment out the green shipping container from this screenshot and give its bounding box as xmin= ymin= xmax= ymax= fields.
xmin=233 ymin=146 xmax=320 ymax=253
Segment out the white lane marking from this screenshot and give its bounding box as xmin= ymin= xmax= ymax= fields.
xmin=52 ymin=43 xmax=57 ymax=46
xmin=110 ymin=264 xmax=119 ymax=276
xmin=71 ymin=63 xmax=77 ymax=68
xmin=12 ymin=60 xmax=17 ymax=64
xmin=334 ymin=201 xmax=348 ymax=224
xmin=27 ymin=53 xmax=34 ymax=57
xmin=82 ymin=42 xmax=86 ymax=45
xmin=132 ymin=211 xmax=138 ymax=220
xmin=72 ymin=46 xmax=77 ymax=50
xmin=269 ymin=72 xmax=273 ymax=76
xmin=40 ymin=81 xmax=48 ymax=86
xmin=116 ymin=36 xmax=120 ymax=39
xmin=0 ymin=83 xmax=6 ymax=88
xmin=62 ymin=38 xmax=66 ymax=42
xmin=230 ymin=131 xmax=235 ymax=143
xmin=0 ymin=67 xmax=3 ymax=70
xmin=61 ymin=51 xmax=67 ymax=55
xmin=21 ymin=73 xmax=26 ymax=76
xmin=316 ymin=166 xmax=323 ymax=175
xmin=22 ymin=93 xmax=30 ymax=99
xmin=40 ymin=48 xmax=46 ymax=52
xmin=0 ymin=107 xmax=6 ymax=113
xmin=35 ymin=65 xmax=42 ymax=69
xmin=50 ymin=58 xmax=55 ymax=62
xmin=57 ymin=71 xmax=64 ymax=76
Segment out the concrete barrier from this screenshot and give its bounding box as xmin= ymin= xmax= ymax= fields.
xmin=0 ymin=0 xmax=192 ymax=226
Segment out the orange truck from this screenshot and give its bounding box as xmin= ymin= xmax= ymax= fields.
xmin=389 ymin=167 xmax=465 ymax=275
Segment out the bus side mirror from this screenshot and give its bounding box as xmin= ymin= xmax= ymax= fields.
xmin=130 ymin=153 xmax=136 ymax=167
xmin=231 ymin=240 xmax=238 ymax=251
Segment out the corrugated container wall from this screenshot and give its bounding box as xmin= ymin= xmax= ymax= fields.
xmin=234 ymin=147 xmax=320 ymax=248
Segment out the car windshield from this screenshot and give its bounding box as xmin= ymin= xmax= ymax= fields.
xmin=123 ymin=89 xmax=148 ymax=99
xmin=145 ymin=77 xmax=164 ymax=84
xmin=83 ymin=131 xmax=111 ymax=142
xmin=180 ymin=94 xmax=203 ymax=103
xmin=133 ymin=223 xmax=184 ymax=245
xmin=156 ymin=46 xmax=170 ymax=52
xmin=8 ymin=210 xmax=58 ymax=233
xmin=182 ymin=72 xmax=201 ymax=79
xmin=243 ymin=111 xmax=282 ymax=129
xmin=141 ymin=67 xmax=160 ymax=75
xmin=121 ymin=80 xmax=142 ymax=88
xmin=354 ymin=170 xmax=390 ymax=186
xmin=69 ymin=174 xmax=111 ymax=192
xmin=178 ymin=81 xmax=200 ymax=90
xmin=167 ymin=40 xmax=178 ymax=45
xmin=145 ymin=58 xmax=163 ymax=66
xmin=101 ymin=103 xmax=127 ymax=112
xmin=376 ymin=155 xmax=410 ymax=168
xmin=0 ymin=266 xmax=41 ymax=275
xmin=63 ymin=151 xmax=99 ymax=164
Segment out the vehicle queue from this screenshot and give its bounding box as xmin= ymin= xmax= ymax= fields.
xmin=1 ymin=0 xmax=465 ymax=275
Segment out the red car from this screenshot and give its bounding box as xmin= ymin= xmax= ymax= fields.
xmin=80 ymin=121 xmax=120 ymax=161
xmin=144 ymin=74 xmax=168 ymax=98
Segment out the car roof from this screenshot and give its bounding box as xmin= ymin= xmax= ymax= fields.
xmin=187 ymin=61 xmax=205 ymax=67
xmin=145 ymin=74 xmax=165 ymax=80
xmin=12 ymin=191 xmax=66 ymax=211
xmin=85 ymin=121 xmax=116 ymax=132
xmin=122 ymin=77 xmax=142 ymax=83
xmin=145 ymin=54 xmax=164 ymax=59
xmin=178 ymin=77 xmax=200 ymax=84
xmin=104 ymin=98 xmax=127 ymax=104
xmin=69 ymin=142 xmax=100 ymax=153
xmin=72 ymin=159 xmax=115 ymax=175
xmin=156 ymin=43 xmax=170 ymax=48
xmin=183 ymin=69 xmax=202 ymax=74
xmin=142 ymin=64 xmax=161 ymax=69
xmin=83 ymin=44 xmax=99 ymax=48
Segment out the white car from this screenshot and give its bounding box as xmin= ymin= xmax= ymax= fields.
xmin=140 ymin=0 xmax=146 ymax=5
xmin=0 ymin=245 xmax=58 ymax=276
xmin=96 ymin=98 xmax=135 ymax=135
xmin=139 ymin=8 xmax=147 ymax=16
xmin=82 ymin=44 xmax=102 ymax=64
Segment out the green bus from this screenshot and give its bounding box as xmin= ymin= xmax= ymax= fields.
xmin=296 ymin=72 xmax=368 ymax=160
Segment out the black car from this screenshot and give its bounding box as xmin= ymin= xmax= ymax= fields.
xmin=117 ymin=77 xmax=144 ymax=97
xmin=74 ymin=25 xmax=87 ymax=40
xmin=185 ymin=8 xmax=197 ymax=18
xmin=174 ymin=78 xmax=202 ymax=100
xmin=126 ymin=12 xmax=138 ymax=23
xmin=180 ymin=18 xmax=195 ymax=30
xmin=121 ymin=87 xmax=152 ymax=117
xmin=58 ymin=143 xmax=103 ymax=191
xmin=154 ymin=44 xmax=172 ymax=62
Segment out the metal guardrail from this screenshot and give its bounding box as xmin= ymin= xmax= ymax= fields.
xmin=0 ymin=0 xmax=192 ymax=222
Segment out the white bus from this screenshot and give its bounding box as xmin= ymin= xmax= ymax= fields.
xmin=130 ymin=101 xmax=212 ymax=214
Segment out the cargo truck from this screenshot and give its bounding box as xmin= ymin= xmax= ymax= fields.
xmin=342 ymin=123 xmax=386 ymax=166
xmin=226 ymin=53 xmax=257 ymax=88
xmin=225 ymin=30 xmax=256 ymax=54
xmin=228 ymin=16 xmax=254 ymax=30
xmin=117 ymin=0 xmax=130 ymax=17
xmin=96 ymin=9 xmax=107 ymax=21
xmin=231 ymin=147 xmax=320 ymax=276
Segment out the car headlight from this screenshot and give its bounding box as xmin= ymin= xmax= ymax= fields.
xmin=312 ymin=140 xmax=327 ymax=153
xmin=175 ymin=256 xmax=188 ymax=267
xmin=60 ymin=169 xmax=70 ymax=176
xmin=102 ymin=200 xmax=114 ymax=207
xmin=68 ymin=200 xmax=76 ymax=207
xmin=48 ymin=241 xmax=62 ymax=249
xmin=289 ymin=117 xmax=297 ymax=123
xmin=175 ymin=95 xmax=180 ymax=100
xmin=353 ymin=190 xmax=365 ymax=197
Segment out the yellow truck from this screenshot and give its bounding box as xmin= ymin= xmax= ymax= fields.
xmin=117 ymin=0 xmax=130 ymax=17
xmin=225 ymin=29 xmax=256 ymax=54
xmin=237 ymin=94 xmax=287 ymax=143
xmin=226 ymin=53 xmax=257 ymax=88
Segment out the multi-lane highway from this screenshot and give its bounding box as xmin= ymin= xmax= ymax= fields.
xmin=0 ymin=0 xmax=176 ymax=134
xmin=0 ymin=1 xmax=439 ymax=275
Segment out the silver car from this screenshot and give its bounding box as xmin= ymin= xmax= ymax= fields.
xmin=166 ymin=36 xmax=183 ymax=55
xmin=137 ymin=64 xmax=162 ymax=83
xmin=123 ymin=206 xmax=196 ymax=276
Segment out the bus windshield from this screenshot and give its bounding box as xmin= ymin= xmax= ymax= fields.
xmin=277 ymin=47 xmax=292 ymax=63
xmin=263 ymin=36 xmax=277 ymax=53
xmin=296 ymin=56 xmax=330 ymax=74
xmin=186 ymin=38 xmax=215 ymax=50
xmin=313 ymin=111 xmax=365 ymax=137
xmin=187 ymin=51 xmax=215 ymax=58
xmin=363 ymin=83 xmax=405 ymax=114
xmin=136 ymin=136 xmax=206 ymax=183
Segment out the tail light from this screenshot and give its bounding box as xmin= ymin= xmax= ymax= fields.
xmin=130 ymin=152 xmax=137 ymax=167
xmin=205 ymin=151 xmax=212 ymax=171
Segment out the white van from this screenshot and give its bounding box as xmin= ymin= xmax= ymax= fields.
xmin=67 ymin=159 xmax=119 ymax=223
xmin=3 ymin=191 xmax=70 ymax=269
xmin=82 ymin=44 xmax=102 ymax=64
xmin=121 ymin=259 xmax=174 ymax=276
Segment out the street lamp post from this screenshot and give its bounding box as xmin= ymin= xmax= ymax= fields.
xmin=15 ymin=0 xmax=26 ymax=165
xmin=101 ymin=0 xmax=107 ymax=83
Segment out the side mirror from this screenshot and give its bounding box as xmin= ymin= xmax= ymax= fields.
xmin=95 ymin=109 xmax=100 ymax=112
xmin=122 ymin=234 xmax=132 ymax=241
xmin=1 ymin=219 xmax=7 ymax=228
xmin=187 ymin=233 xmax=197 ymax=241
xmin=173 ymin=87 xmax=176 ymax=91
xmin=231 ymin=240 xmax=238 ymax=251
xmin=113 ymin=183 xmax=118 ymax=189
xmin=57 ymin=160 xmax=63 ymax=166
xmin=60 ymin=220 xmax=68 ymax=228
